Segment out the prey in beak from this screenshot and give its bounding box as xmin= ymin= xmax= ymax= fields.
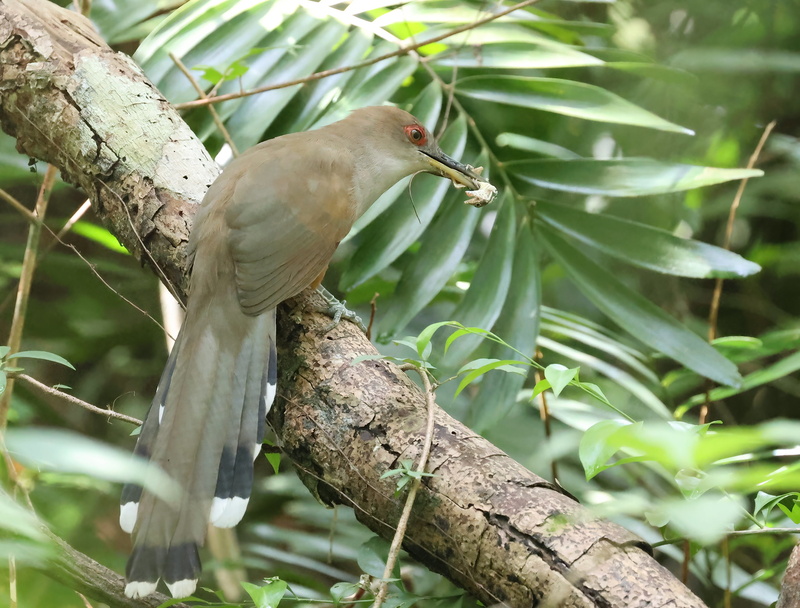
xmin=422 ymin=149 xmax=497 ymax=208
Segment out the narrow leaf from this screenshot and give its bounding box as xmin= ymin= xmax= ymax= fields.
xmin=538 ymin=228 xmax=742 ymax=387
xmin=445 ymin=194 xmax=516 ymax=364
xmin=12 ymin=350 xmax=75 ymax=370
xmin=457 ymin=76 xmax=693 ymax=134
xmin=470 ymin=223 xmax=541 ymax=431
xmin=432 ymin=41 xmax=603 ymax=70
xmin=537 ymin=201 xmax=761 ymax=277
xmin=511 ymin=159 xmax=762 ymax=197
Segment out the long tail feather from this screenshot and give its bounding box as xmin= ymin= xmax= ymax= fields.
xmin=123 ymin=289 xmax=275 ymax=598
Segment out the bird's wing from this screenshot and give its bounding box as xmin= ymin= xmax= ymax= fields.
xmin=217 ymin=139 xmax=355 ymax=316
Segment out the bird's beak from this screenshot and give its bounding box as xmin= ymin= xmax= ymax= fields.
xmin=422 ymin=149 xmax=485 ymax=190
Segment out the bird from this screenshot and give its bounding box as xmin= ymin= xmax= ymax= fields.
xmin=119 ymin=105 xmax=496 ymax=599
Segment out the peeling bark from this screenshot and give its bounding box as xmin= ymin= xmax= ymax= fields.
xmin=0 ymin=1 xmax=709 ymax=607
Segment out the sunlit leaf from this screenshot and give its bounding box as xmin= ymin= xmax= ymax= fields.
xmin=5 ymin=428 xmax=177 ymax=503
xmin=241 ymin=578 xmax=288 ymax=608
xmin=543 ymin=363 xmax=579 ymax=397
xmin=457 ymin=76 xmax=693 ymax=134
xmin=511 ymin=159 xmax=762 ymax=197
xmin=432 ymin=41 xmax=602 ymax=70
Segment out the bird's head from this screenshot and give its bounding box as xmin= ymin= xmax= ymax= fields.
xmin=338 ymin=106 xmax=497 ymax=208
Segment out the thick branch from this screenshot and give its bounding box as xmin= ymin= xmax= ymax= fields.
xmin=0 ymin=1 xmax=708 ymax=607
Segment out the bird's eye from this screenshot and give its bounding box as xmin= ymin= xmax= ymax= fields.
xmin=404 ymin=125 xmax=428 ymax=146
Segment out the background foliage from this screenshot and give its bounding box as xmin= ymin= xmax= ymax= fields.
xmin=2 ymin=0 xmax=799 ymax=606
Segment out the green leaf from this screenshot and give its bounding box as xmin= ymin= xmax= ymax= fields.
xmin=537 ymin=201 xmax=761 ymax=278
xmin=496 ymin=133 xmax=581 ymax=159
xmin=445 ymin=194 xmax=516 ymax=364
xmin=357 ymin=537 xmax=393 ymax=579
xmin=650 ymin=495 xmax=744 ymax=544
xmin=265 ymin=452 xmax=280 ymax=475
xmin=511 ymin=159 xmax=762 ymax=197
xmin=241 ymin=578 xmax=288 ymax=608
xmin=778 ymin=501 xmax=800 ymax=524
xmin=454 ymin=358 xmax=527 ymax=398
xmin=5 ymin=428 xmax=177 ymax=503
xmin=530 ymin=378 xmax=551 ymax=401
xmin=678 ymin=350 xmax=800 ymax=416
xmin=223 ymin=18 xmax=349 ymax=149
xmin=470 ymin=222 xmax=541 ymax=432
xmin=538 ymin=228 xmax=742 ymax=387
xmin=192 ymin=65 xmax=225 ymax=84
xmin=457 ymin=76 xmax=693 ymax=134
xmin=543 ymin=364 xmax=579 ymax=397
xmin=0 ymin=372 xmax=6 ymax=396
xmin=432 ymin=41 xmax=603 ymax=70
xmin=415 ymin=322 xmax=454 ymax=359
xmin=11 ymin=350 xmax=76 ymax=370
xmin=330 ymin=582 xmax=362 ymax=605
xmin=579 ymin=420 xmax=633 ymax=479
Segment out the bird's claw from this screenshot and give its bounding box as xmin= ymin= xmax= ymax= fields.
xmin=315 ymin=286 xmax=367 ymax=333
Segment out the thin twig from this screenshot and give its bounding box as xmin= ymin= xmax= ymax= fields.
xmin=372 ymin=364 xmax=437 ymax=608
xmin=533 ymin=354 xmax=559 ymax=483
xmin=0 ymin=188 xmax=38 ymax=224
xmin=56 ymin=200 xmax=92 ymax=240
xmin=173 ymin=0 xmax=541 ymax=111
xmin=169 ymin=52 xmax=239 ymax=157
xmin=700 ymin=120 xmax=776 ymax=425
xmin=707 ymin=120 xmax=776 ymax=343
xmin=367 ymin=293 xmax=379 ymax=342
xmin=0 ymin=168 xmax=56 ymax=608
xmin=14 ymin=373 xmax=142 ymax=426
xmin=0 ymin=164 xmax=57 ymax=429
xmin=723 ymin=535 xmax=731 ymax=608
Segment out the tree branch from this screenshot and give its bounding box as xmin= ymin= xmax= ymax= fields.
xmin=0 ymin=1 xmax=708 ymax=606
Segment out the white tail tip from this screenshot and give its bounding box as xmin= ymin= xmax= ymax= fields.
xmin=119 ymin=501 xmax=138 ymax=534
xmin=210 ymin=496 xmax=249 ymax=528
xmin=124 ymin=580 xmax=157 ymax=599
xmin=166 ymin=578 xmax=198 ymax=598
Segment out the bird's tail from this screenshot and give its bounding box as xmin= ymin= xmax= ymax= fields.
xmin=120 ymin=295 xmax=276 ymax=599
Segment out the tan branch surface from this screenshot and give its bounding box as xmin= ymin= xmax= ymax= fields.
xmin=0 ymin=1 xmax=708 ymax=606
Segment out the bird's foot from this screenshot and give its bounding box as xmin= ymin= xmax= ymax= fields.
xmin=315 ymin=286 xmax=367 ymax=333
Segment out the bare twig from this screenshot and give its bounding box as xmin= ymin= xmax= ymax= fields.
xmin=0 ymin=164 xmax=57 ymax=428
xmin=367 ymin=293 xmax=379 ymax=342
xmin=173 ymin=0 xmax=541 ymax=111
xmin=0 ymin=164 xmax=53 ymax=608
xmin=372 ymin=364 xmax=437 ymax=608
xmin=14 ymin=373 xmax=142 ymax=426
xmin=169 ymin=52 xmax=239 ymax=157
xmin=707 ymin=120 xmax=776 ymax=342
xmin=0 ymin=187 xmax=38 ymax=223
xmin=533 ymin=355 xmax=559 ymax=483
xmin=700 ymin=120 xmax=776 ymax=425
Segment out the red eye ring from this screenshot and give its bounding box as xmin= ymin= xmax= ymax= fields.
xmin=404 ymin=124 xmax=428 ymax=146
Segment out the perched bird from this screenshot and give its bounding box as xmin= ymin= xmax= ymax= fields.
xmin=120 ymin=105 xmax=495 ymax=599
